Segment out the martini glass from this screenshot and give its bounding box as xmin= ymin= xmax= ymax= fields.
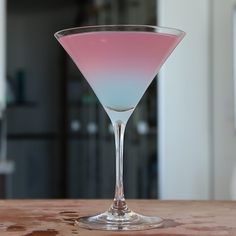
xmin=55 ymin=25 xmax=185 ymax=231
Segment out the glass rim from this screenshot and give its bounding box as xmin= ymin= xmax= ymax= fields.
xmin=54 ymin=24 xmax=185 ymax=39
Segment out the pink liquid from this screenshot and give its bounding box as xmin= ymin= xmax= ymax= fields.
xmin=59 ymin=32 xmax=182 ymax=112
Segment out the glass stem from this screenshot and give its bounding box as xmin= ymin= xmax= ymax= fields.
xmin=110 ymin=121 xmax=129 ymax=214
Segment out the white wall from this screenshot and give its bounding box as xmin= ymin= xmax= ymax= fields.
xmin=0 ymin=0 xmax=6 ymax=110
xmin=158 ymin=0 xmax=211 ymax=199
xmin=212 ymin=0 xmax=236 ymax=200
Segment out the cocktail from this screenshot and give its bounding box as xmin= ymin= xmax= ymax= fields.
xmin=55 ymin=25 xmax=185 ymax=231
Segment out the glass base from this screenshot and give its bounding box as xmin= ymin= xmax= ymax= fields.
xmin=77 ymin=210 xmax=164 ymax=231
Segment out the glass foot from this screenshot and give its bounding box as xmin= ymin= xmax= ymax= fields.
xmin=77 ymin=209 xmax=164 ymax=231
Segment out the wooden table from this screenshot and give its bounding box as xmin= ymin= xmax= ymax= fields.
xmin=0 ymin=200 xmax=236 ymax=235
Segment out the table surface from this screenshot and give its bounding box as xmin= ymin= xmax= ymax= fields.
xmin=0 ymin=200 xmax=236 ymax=235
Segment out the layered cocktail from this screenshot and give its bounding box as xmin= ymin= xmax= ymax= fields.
xmin=55 ymin=25 xmax=185 ymax=231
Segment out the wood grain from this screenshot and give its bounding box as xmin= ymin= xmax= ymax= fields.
xmin=0 ymin=200 xmax=236 ymax=235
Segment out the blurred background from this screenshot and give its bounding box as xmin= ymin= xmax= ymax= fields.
xmin=1 ymin=0 xmax=158 ymax=199
xmin=0 ymin=0 xmax=236 ymax=200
